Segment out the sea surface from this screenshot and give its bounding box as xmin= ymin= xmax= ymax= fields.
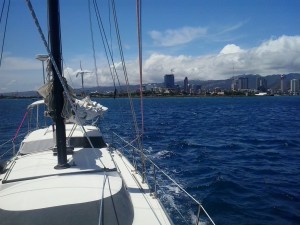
xmin=1 ymin=96 xmax=300 ymax=225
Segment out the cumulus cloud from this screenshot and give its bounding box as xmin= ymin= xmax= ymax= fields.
xmin=61 ymin=35 xmax=300 ymax=87
xmin=63 ymin=64 xmax=128 ymax=89
xmin=1 ymin=35 xmax=300 ymax=92
xmin=149 ymin=26 xmax=207 ymax=47
xmin=139 ymin=35 xmax=300 ymax=82
xmin=219 ymin=44 xmax=244 ymax=55
xmin=64 ymin=67 xmax=98 ymax=88
xmin=0 ymin=55 xmax=40 ymax=71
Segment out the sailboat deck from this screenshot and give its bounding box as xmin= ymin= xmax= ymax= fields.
xmin=0 ymin=124 xmax=173 ymax=225
xmin=3 ymin=147 xmax=115 ymax=183
xmin=112 ymin=150 xmax=172 ymax=225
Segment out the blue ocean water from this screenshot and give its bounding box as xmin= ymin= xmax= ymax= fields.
xmin=1 ymin=96 xmax=300 ymax=225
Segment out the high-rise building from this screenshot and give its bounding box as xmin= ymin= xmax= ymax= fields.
xmin=183 ymin=77 xmax=188 ymax=93
xmin=231 ymin=78 xmax=238 ymax=91
xmin=238 ymin=77 xmax=248 ymax=90
xmin=280 ymin=74 xmax=285 ymax=92
xmin=256 ymin=77 xmax=267 ymax=92
xmin=164 ymin=74 xmax=175 ymax=89
xmin=290 ymin=79 xmax=299 ymax=94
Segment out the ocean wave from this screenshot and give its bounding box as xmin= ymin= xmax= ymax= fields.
xmin=153 ymin=150 xmax=177 ymax=159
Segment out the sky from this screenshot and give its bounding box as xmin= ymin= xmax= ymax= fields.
xmin=0 ymin=0 xmax=300 ymax=93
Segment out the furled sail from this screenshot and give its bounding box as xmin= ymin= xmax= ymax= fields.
xmin=37 ymin=58 xmax=107 ymax=125
xmin=67 ymin=96 xmax=108 ymax=124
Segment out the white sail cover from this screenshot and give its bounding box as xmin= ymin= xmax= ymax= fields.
xmin=37 ymin=81 xmax=107 ymax=124
xmin=68 ymin=96 xmax=108 ymax=124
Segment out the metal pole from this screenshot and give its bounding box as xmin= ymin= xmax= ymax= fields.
xmin=36 ymin=105 xmax=39 ymax=129
xmin=48 ymin=0 xmax=69 ymax=169
xmin=42 ymin=61 xmax=45 ymax=84
xmin=36 ymin=54 xmax=48 ymax=84
xmin=153 ymin=164 xmax=157 ymax=198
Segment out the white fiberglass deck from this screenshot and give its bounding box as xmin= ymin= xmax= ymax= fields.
xmin=19 ymin=124 xmax=103 ymax=154
xmin=0 ymin=124 xmax=173 ymax=225
xmin=112 ymin=150 xmax=172 ymax=225
xmin=3 ymin=147 xmax=115 ymax=183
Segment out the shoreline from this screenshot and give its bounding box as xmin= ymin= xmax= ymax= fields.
xmin=0 ymin=94 xmax=297 ymax=100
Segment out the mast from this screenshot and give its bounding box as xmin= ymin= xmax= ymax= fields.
xmin=48 ymin=0 xmax=69 ymax=169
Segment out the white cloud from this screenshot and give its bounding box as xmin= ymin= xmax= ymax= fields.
xmin=39 ymin=35 xmax=300 ymax=87
xmin=219 ymin=44 xmax=244 ymax=55
xmin=149 ymin=26 xmax=207 ymax=47
xmin=218 ymin=21 xmax=247 ymax=35
xmin=139 ymin=35 xmax=300 ymax=82
xmin=0 ymin=80 xmax=16 ymax=92
xmin=1 ymin=35 xmax=300 ymax=93
xmin=7 ymin=79 xmax=16 ymax=86
xmin=63 ymin=64 xmax=127 ymax=89
xmin=0 ymin=55 xmax=40 ymax=71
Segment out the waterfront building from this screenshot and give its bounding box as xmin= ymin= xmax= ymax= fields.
xmin=256 ymin=77 xmax=267 ymax=92
xmin=214 ymin=87 xmax=222 ymax=93
xmin=193 ymin=85 xmax=201 ymax=94
xmin=183 ymin=77 xmax=189 ymax=93
xmin=175 ymin=84 xmax=181 ymax=93
xmin=238 ymin=77 xmax=248 ymax=90
xmin=164 ymin=74 xmax=175 ymax=89
xmin=290 ymin=79 xmax=299 ymax=94
xmin=280 ymin=74 xmax=285 ymax=92
xmin=231 ymin=78 xmax=238 ymax=91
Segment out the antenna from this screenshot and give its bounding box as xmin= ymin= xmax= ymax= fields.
xmin=75 ymin=61 xmax=92 ymax=93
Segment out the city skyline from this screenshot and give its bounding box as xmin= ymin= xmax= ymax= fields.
xmin=161 ymin=73 xmax=300 ymax=94
xmin=1 ymin=72 xmax=300 ymax=97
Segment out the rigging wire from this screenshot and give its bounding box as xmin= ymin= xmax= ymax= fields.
xmin=88 ymin=0 xmax=100 ymax=89
xmin=110 ymin=0 xmax=143 ymax=155
xmin=136 ymin=0 xmax=146 ymax=182
xmin=136 ymin=0 xmax=143 ymax=135
xmin=106 ymin=0 xmax=118 ymax=97
xmin=0 ymin=0 xmax=10 ymax=68
xmin=92 ymin=0 xmax=129 ymax=133
xmin=93 ymin=0 xmax=116 ymax=88
xmin=110 ymin=0 xmax=146 ymax=181
xmin=108 ymin=0 xmax=113 ymax=60
xmin=91 ymin=0 xmax=145 ymax=183
xmin=93 ymin=0 xmax=137 ymax=147
xmin=92 ymin=0 xmax=119 ymax=89
xmin=0 ymin=0 xmax=6 ymax=24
